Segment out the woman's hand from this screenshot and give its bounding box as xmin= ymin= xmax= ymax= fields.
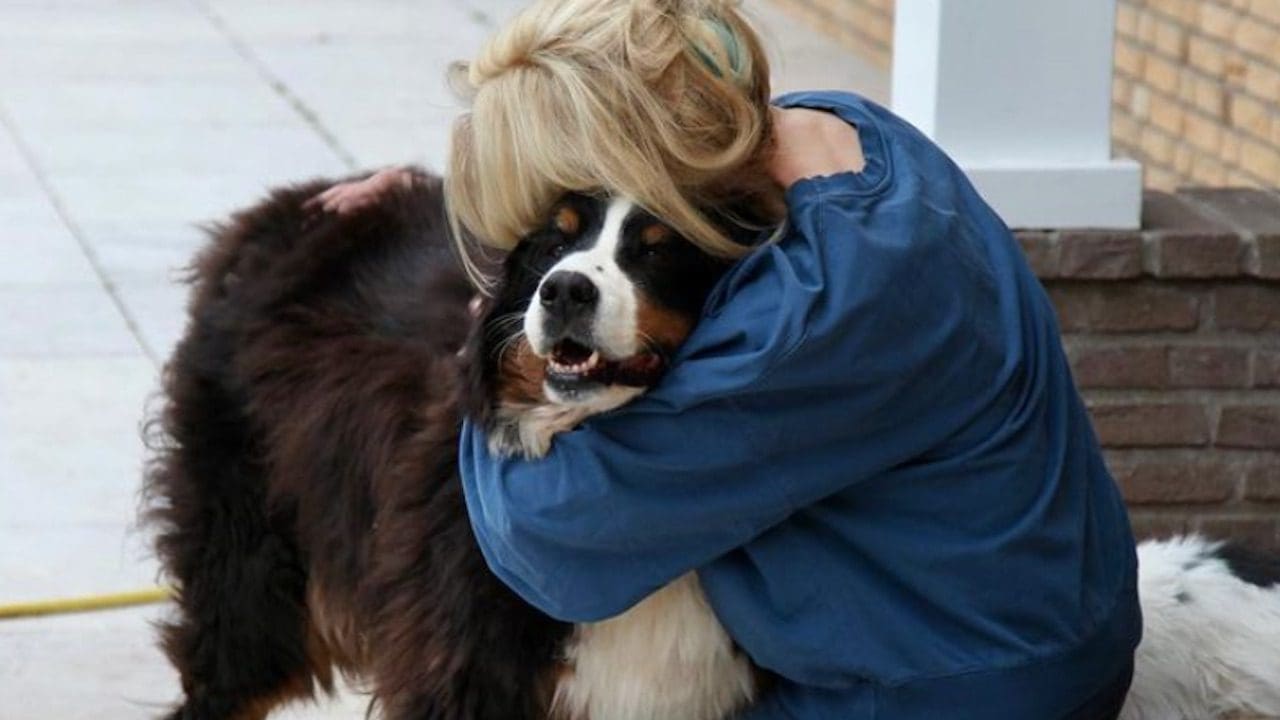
xmin=767 ymin=107 xmax=866 ymax=190
xmin=306 ymin=166 xmax=415 ymax=215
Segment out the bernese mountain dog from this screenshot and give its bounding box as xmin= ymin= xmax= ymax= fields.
xmin=144 ymin=169 xmax=1280 ymax=720
xmin=143 ymin=169 xmax=758 ymax=720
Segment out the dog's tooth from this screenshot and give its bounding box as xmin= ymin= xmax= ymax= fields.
xmin=586 ymin=352 xmax=600 ymax=370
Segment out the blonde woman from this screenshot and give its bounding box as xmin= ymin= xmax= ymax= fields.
xmin=319 ymin=1 xmax=1140 ymax=718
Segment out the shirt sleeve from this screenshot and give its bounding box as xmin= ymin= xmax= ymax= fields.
xmin=460 ymin=172 xmax=1006 ymax=622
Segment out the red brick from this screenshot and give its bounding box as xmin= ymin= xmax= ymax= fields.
xmin=1153 ymin=235 xmax=1245 ymax=277
xmin=1057 ymin=232 xmax=1143 ymax=278
xmin=1089 ymin=403 xmax=1211 ymax=447
xmin=1015 ymin=231 xmax=1059 ymax=278
xmin=1045 ymin=285 xmax=1093 ymax=331
xmin=1071 ymin=346 xmax=1168 ymax=388
xmin=1217 ymin=405 xmax=1280 ymax=449
xmin=1195 ymin=516 xmax=1280 ymax=547
xmin=1255 ymin=236 xmax=1280 ymax=279
xmin=1255 ymin=350 xmax=1280 ymax=387
xmin=1244 ymin=463 xmax=1280 ymax=502
xmin=1168 ymin=346 xmax=1251 ymax=387
xmin=1100 ymin=286 xmax=1201 ymax=332
xmin=1180 ymin=188 xmax=1280 ymax=278
xmin=1214 ymin=286 xmax=1280 ymax=331
xmin=1046 ymin=285 xmax=1201 ymax=333
xmin=1141 ymin=192 xmax=1246 ymax=277
xmin=1127 ymin=511 xmax=1191 ymax=541
xmin=1112 ymin=460 xmax=1238 ymax=504
xmin=1143 ymin=190 xmax=1236 ymax=234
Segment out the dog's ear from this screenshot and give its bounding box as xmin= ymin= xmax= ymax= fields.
xmin=458 ymin=295 xmax=498 ymax=429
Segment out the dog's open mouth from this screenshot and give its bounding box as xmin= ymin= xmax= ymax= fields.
xmin=546 ymin=339 xmax=665 ymax=389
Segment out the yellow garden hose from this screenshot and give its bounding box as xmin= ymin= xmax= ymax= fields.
xmin=0 ymin=586 xmax=171 ymax=620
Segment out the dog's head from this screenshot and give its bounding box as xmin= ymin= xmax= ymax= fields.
xmin=463 ymin=193 xmax=736 ymax=458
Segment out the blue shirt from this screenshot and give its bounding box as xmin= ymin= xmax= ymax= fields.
xmin=460 ymin=91 xmax=1140 ymax=719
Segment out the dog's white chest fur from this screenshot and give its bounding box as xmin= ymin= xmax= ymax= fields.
xmin=552 ymin=573 xmax=755 ymax=720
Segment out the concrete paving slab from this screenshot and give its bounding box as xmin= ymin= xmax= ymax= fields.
xmin=0 ymin=608 xmax=182 ymax=720
xmin=20 ymin=124 xmax=347 ymax=180
xmin=113 ymin=282 xmax=192 ymax=359
xmin=0 ymin=606 xmax=372 ymax=720
xmin=0 ymin=2 xmax=218 ymax=44
xmin=48 ymin=172 xmax=333 ymax=229
xmin=203 ymin=0 xmax=488 ymax=44
xmin=86 ymin=226 xmax=206 ymax=286
xmin=334 ymin=119 xmax=454 ymax=172
xmin=0 ymin=356 xmax=155 ymax=531
xmin=0 ymin=36 xmax=255 ymax=85
xmin=0 ymin=286 xmax=142 ymax=358
xmin=0 ymin=79 xmax=301 ymax=130
xmin=1 ymin=227 xmax=101 ymax=287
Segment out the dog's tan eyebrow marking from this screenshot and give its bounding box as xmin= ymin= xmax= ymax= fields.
xmin=640 ymin=223 xmax=671 ymax=246
xmin=553 ymin=206 xmax=581 ymax=236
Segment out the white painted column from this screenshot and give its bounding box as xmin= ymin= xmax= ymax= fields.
xmin=891 ymin=0 xmax=1142 ymax=229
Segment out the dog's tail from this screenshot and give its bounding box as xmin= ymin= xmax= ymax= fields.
xmin=1121 ymin=534 xmax=1280 ymax=720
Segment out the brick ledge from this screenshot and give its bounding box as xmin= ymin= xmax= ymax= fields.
xmin=1016 ymin=188 xmax=1280 ymax=281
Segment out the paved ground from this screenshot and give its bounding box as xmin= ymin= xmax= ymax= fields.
xmin=0 ymin=1 xmax=884 ymax=717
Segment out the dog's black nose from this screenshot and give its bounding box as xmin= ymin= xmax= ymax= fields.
xmin=539 ymin=271 xmax=599 ymax=318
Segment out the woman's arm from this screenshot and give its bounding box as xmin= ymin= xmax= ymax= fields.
xmin=767 ymin=107 xmax=866 ymax=188
xmin=463 ymin=164 xmax=1007 ymax=621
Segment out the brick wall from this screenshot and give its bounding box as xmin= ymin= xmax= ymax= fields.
xmin=766 ymin=0 xmax=893 ymax=69
xmin=765 ymin=0 xmax=1280 ymax=190
xmin=1017 ymin=188 xmax=1280 ymax=546
xmin=1113 ymin=0 xmax=1280 ymax=190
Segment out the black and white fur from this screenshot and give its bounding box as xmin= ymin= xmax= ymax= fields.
xmin=511 ymin=196 xmax=757 ymax=720
xmin=1122 ymin=535 xmax=1280 ymax=720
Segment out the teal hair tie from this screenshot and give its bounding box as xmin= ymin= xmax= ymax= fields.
xmin=692 ymin=16 xmax=743 ymax=81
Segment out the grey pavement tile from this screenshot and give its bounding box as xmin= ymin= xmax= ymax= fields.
xmin=205 ymin=0 xmax=490 ymax=44
xmin=113 ymin=281 xmax=191 ymax=359
xmin=0 ymin=285 xmax=142 ymax=357
xmin=19 ymin=123 xmax=349 ymax=180
xmin=1 ymin=224 xmax=100 ymax=287
xmin=86 ymin=225 xmax=206 ymax=286
xmin=48 ymin=172 xmax=329 ymax=229
xmin=1 ymin=524 xmax=159 ymax=604
xmin=237 ymin=41 xmax=468 ymax=123
xmin=0 ymin=608 xmax=181 ymax=720
xmin=0 ymin=125 xmax=38 ymax=184
xmin=332 ymin=119 xmax=453 ymax=173
xmin=0 ymin=2 xmax=217 ymax=44
xmin=0 ymin=606 xmax=372 ymax=719
xmin=0 ymin=79 xmax=300 ymax=130
xmin=0 ymin=356 xmax=157 ymax=535
xmin=0 ymin=186 xmax=64 ymax=224
xmin=0 ymin=36 xmax=256 ymax=86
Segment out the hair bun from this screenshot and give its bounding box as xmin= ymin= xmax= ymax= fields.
xmin=446 ymin=0 xmax=779 ymax=272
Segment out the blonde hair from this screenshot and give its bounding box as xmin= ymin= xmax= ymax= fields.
xmin=445 ymin=0 xmax=780 ymax=287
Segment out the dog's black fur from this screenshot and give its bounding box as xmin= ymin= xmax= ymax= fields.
xmin=144 ymin=172 xmax=572 ymax=719
xmin=143 ymin=170 xmax=737 ymax=719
